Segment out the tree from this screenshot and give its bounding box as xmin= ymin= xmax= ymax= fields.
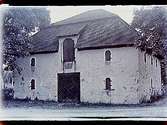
xmin=3 ymin=7 xmax=51 ymax=72
xmin=131 ymin=6 xmax=167 ymax=85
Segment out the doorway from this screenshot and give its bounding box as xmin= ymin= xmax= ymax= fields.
xmin=58 ymin=72 xmax=80 ymax=103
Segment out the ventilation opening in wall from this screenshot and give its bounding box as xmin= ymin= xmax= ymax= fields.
xmin=31 ymin=58 xmax=35 ymax=66
xmin=105 ymin=50 xmax=111 ymax=62
xmin=151 ymin=56 xmax=153 ymax=65
xmin=31 ymin=57 xmax=36 ymax=72
xmin=144 ymin=53 xmax=146 ymax=63
xmin=31 ymin=79 xmax=35 ymax=90
xmin=105 ymin=78 xmax=111 ymax=90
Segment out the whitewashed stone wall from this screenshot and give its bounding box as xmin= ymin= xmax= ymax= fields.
xmin=76 ymin=47 xmax=140 ymax=104
xmin=13 ymin=44 xmax=162 ymax=104
xmin=13 ymin=35 xmax=79 ymax=101
xmin=14 ymin=53 xmax=58 ymax=101
xmin=137 ymin=50 xmax=162 ymax=103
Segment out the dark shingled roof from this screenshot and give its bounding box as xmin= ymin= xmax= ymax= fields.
xmin=31 ymin=9 xmax=138 ymax=54
xmin=53 ymin=9 xmax=118 ymax=25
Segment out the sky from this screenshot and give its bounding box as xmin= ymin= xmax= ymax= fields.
xmin=48 ymin=6 xmax=143 ymax=24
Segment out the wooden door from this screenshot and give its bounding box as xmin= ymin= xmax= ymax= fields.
xmin=58 ymin=72 xmax=80 ymax=103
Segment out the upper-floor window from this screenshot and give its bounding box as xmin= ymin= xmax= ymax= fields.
xmin=63 ymin=38 xmax=75 ymax=62
xmin=156 ymin=59 xmax=158 ymax=67
xmin=105 ymin=78 xmax=111 ymax=90
xmin=31 ymin=58 xmax=35 ymax=66
xmin=105 ymin=50 xmax=111 ymax=61
xmin=30 ymin=79 xmax=35 ymax=90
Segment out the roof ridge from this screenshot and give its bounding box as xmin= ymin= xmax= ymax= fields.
xmin=53 ymin=16 xmax=118 ymax=26
xmin=36 ymin=16 xmax=118 ymax=31
xmin=53 ymin=9 xmax=117 ymax=26
xmin=117 ymin=16 xmax=139 ymax=36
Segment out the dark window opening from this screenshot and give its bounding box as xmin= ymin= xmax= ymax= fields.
xmin=105 ymin=50 xmax=111 ymax=61
xmin=156 ymin=59 xmax=157 ymax=67
xmin=31 ymin=58 xmax=35 ymax=66
xmin=151 ymin=78 xmax=153 ymax=88
xmin=9 ymin=77 xmax=12 ymax=84
xmin=144 ymin=53 xmax=146 ymax=63
xmin=31 ymin=79 xmax=35 ymax=90
xmin=63 ymin=38 xmax=75 ymax=62
xmin=105 ymin=78 xmax=111 ymax=90
xmin=22 ymin=77 xmax=24 ymax=81
xmin=151 ymin=56 xmax=153 ymax=65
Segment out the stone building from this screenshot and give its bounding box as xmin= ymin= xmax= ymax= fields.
xmin=13 ymin=9 xmax=162 ymax=104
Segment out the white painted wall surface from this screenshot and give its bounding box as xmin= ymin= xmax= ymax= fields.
xmin=13 ymin=44 xmax=162 ymax=104
xmin=76 ymin=47 xmax=140 ymax=104
xmin=14 ymin=53 xmax=58 ymax=101
xmin=13 ymin=36 xmax=79 ymax=101
xmin=137 ymin=50 xmax=162 ymax=103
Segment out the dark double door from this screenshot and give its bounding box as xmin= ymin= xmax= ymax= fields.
xmin=58 ymin=72 xmax=80 ymax=103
